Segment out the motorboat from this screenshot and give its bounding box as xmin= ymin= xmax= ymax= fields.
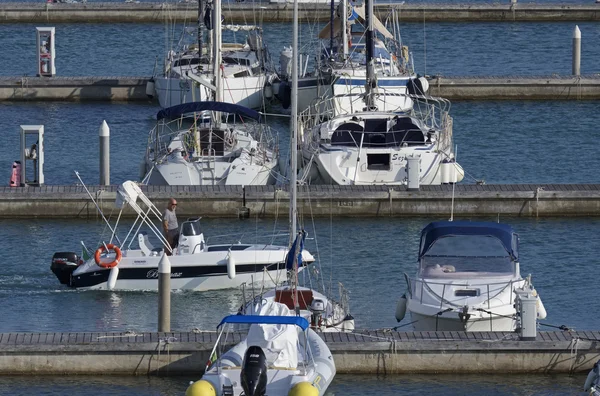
xmin=585 ymin=360 xmax=600 ymax=395
xmin=152 ymin=0 xmax=276 ymax=110
xmin=50 ymin=180 xmax=314 ymax=291
xmin=186 ymin=302 xmax=335 ymax=396
xmin=142 ymin=102 xmax=280 ymax=186
xmin=276 ymin=2 xmax=425 ymax=115
xmin=396 ymin=220 xmax=547 ymax=332
xmin=296 ymin=0 xmax=462 ymax=186
xmin=238 ymin=233 xmax=354 ymax=333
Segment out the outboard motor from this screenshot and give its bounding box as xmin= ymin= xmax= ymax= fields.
xmin=50 ymin=252 xmax=81 ymax=285
xmin=240 ymin=346 xmax=267 ymax=396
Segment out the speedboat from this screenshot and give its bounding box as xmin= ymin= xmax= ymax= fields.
xmin=396 ymin=220 xmax=547 ymax=331
xmin=585 ymin=360 xmax=600 ymax=395
xmin=186 ymin=302 xmax=335 ymax=396
xmin=50 ymin=180 xmax=314 ymax=291
xmin=142 ymin=102 xmax=280 ymax=186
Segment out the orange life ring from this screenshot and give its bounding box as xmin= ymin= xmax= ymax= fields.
xmin=94 ymin=244 xmax=122 ymax=269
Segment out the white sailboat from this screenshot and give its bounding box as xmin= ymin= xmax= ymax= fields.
xmin=297 ymin=0 xmax=464 ymax=186
xmin=152 ymin=0 xmax=276 ymax=110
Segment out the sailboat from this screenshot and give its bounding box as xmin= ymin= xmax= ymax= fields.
xmin=238 ymin=0 xmax=354 ymax=332
xmin=152 ymin=0 xmax=276 ymax=110
xmin=297 ymin=0 xmax=464 ymax=186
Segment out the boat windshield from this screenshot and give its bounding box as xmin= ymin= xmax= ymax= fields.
xmin=419 ymin=235 xmax=515 ymax=277
xmin=181 ymin=219 xmax=201 ymax=236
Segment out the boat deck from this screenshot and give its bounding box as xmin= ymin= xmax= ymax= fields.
xmin=0 ymin=329 xmax=598 ymax=374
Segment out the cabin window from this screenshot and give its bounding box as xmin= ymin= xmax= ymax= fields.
xmin=455 ymin=289 xmax=479 ymax=297
xmin=367 ymin=153 xmax=390 ymax=171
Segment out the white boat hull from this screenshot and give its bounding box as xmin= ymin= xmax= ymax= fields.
xmin=408 ymin=311 xmax=516 ymax=332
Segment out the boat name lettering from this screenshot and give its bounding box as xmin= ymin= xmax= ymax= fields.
xmin=391 ymin=154 xmax=405 ymax=162
xmin=146 ymin=270 xmax=183 ymax=279
xmin=133 ymin=260 xmax=147 ymax=264
xmin=338 ymin=201 xmax=354 ymax=207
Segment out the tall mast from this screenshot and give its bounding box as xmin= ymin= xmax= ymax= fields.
xmin=290 ymin=0 xmax=298 ymax=241
xmin=213 ymin=0 xmax=222 ymax=104
xmin=341 ymin=0 xmax=348 ymax=59
xmin=364 ymin=0 xmax=376 ymax=110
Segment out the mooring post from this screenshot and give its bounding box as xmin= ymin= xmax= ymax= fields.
xmin=573 ymin=25 xmax=581 ymax=76
xmin=158 ymin=253 xmax=171 ymax=332
xmin=99 ymin=120 xmax=110 ymax=186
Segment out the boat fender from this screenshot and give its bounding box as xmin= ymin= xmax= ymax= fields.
xmin=288 ymin=381 xmax=318 ymax=396
xmin=185 ymin=380 xmax=216 ymax=396
xmin=418 ymin=76 xmax=430 ymax=93
xmin=107 ymin=266 xmax=119 ymax=290
xmin=279 ymin=81 xmax=292 ymax=109
xmin=94 ymin=244 xmax=122 ymax=269
xmin=264 ymin=83 xmax=274 ymax=100
xmin=584 ymin=362 xmax=599 ymax=392
xmin=531 ymin=289 xmax=547 ymax=320
xmin=227 ymin=250 xmax=236 ymax=279
xmin=145 ymin=79 xmax=155 ymax=99
xmin=395 ymin=293 xmax=407 ymax=322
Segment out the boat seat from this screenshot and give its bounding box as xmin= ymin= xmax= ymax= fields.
xmin=138 ymin=232 xmax=163 ymax=256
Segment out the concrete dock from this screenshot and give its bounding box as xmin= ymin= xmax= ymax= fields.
xmin=3 ymin=75 xmax=600 ymax=102
xmin=3 ymin=183 xmax=600 ymax=218
xmin=0 ymin=329 xmax=597 ymax=375
xmin=2 ymin=2 xmax=600 ymax=23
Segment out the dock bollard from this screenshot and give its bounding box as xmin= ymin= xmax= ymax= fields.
xmin=515 ymin=288 xmax=538 ymax=341
xmin=406 ymin=155 xmax=420 ymax=190
xmin=573 ymin=25 xmax=581 ymax=76
xmin=158 ymin=253 xmax=171 ymax=332
xmin=99 ymin=120 xmax=110 ymax=186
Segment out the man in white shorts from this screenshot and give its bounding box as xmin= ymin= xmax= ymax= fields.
xmin=163 ymin=198 xmax=179 ymax=255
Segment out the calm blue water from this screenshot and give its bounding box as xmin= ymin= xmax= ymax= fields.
xmin=0 ymin=13 xmax=599 ymax=396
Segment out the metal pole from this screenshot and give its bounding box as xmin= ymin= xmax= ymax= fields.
xmin=573 ymin=25 xmax=581 ymax=76
xmin=290 ymin=0 xmax=298 ymax=241
xmin=158 ymin=254 xmax=171 ymax=332
xmin=99 ymin=120 xmax=110 ymax=186
xmin=342 ymin=0 xmax=348 ymax=59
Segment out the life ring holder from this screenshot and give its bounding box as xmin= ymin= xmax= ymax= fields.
xmin=94 ymin=244 xmax=122 ymax=269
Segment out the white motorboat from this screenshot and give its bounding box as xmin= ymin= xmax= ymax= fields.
xmin=152 ymin=0 xmax=275 ymax=110
xmin=142 ymin=102 xmax=280 ymax=186
xmin=584 ymin=360 xmax=600 ymax=395
xmin=396 ymin=220 xmax=547 ymax=332
xmin=50 ymin=180 xmax=314 ymax=291
xmin=186 ymin=302 xmax=335 ymax=396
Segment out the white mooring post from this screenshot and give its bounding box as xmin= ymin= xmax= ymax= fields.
xmin=36 ymin=27 xmax=56 ymax=77
xmin=99 ymin=120 xmax=110 ymax=186
xmin=573 ymin=25 xmax=581 ymax=76
xmin=158 ymin=253 xmax=171 ymax=332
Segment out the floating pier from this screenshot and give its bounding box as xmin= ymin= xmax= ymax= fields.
xmin=0 ymin=329 xmax=597 ymax=375
xmin=2 ymin=184 xmax=600 ymax=218
xmin=1 ymin=2 xmax=600 ymax=23
xmin=2 ymin=75 xmax=600 ymax=102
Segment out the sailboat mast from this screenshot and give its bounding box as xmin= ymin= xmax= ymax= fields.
xmin=290 ymin=0 xmax=298 ymax=241
xmin=364 ymin=0 xmax=376 ymax=110
xmin=213 ymin=0 xmax=222 ymax=103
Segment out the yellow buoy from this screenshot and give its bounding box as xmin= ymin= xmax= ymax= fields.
xmin=288 ymin=381 xmax=319 ymax=396
xmin=185 ymin=380 xmax=216 ymax=396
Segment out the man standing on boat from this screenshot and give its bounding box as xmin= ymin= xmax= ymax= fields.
xmin=163 ymin=198 xmax=179 ymax=255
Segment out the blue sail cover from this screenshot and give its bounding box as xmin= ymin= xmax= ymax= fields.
xmin=156 ymin=101 xmax=261 ymax=121
xmin=419 ymin=221 xmax=518 ymax=260
xmin=285 ymin=231 xmax=306 ymax=270
xmin=218 ymin=315 xmax=309 ymax=330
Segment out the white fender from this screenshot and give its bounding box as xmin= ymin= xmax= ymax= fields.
xmin=395 ymin=294 xmax=407 ymax=322
xmin=537 ymin=296 xmax=547 ymax=320
xmin=584 ymin=365 xmax=598 ymax=391
xmin=227 ymin=250 xmax=236 ymax=280
xmin=418 ymin=76 xmax=429 ymax=93
xmin=145 ymin=79 xmax=155 ymax=98
xmin=107 ymin=266 xmax=119 ymax=290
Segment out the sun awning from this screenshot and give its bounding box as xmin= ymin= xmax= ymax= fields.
xmin=318 ymin=5 xmax=393 ymax=40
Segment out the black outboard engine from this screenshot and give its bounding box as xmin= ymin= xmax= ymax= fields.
xmin=240 ymin=346 xmax=268 ymax=396
xmin=50 ymin=252 xmax=81 ymax=285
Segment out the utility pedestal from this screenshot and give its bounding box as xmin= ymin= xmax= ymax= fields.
xmin=36 ymin=27 xmax=56 ymax=77
xmin=20 ymin=125 xmax=44 ymax=187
